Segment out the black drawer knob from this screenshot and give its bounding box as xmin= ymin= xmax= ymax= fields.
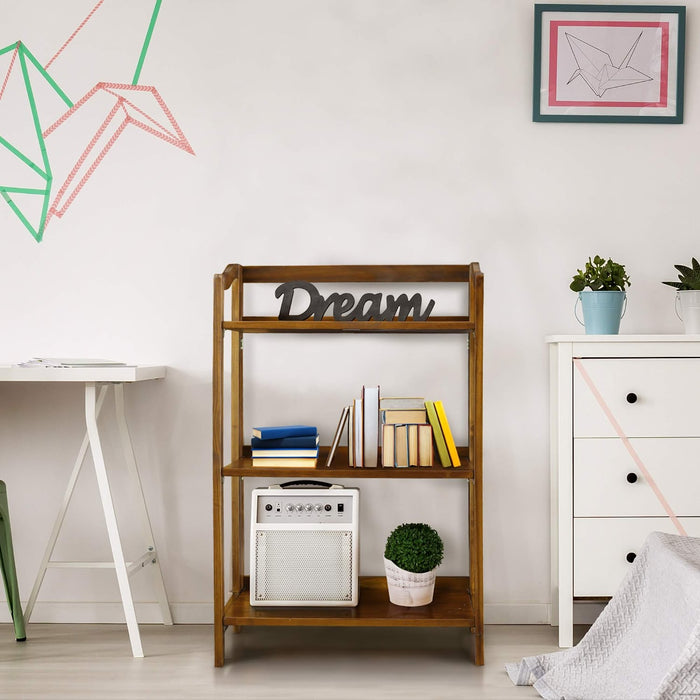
xmin=626 ymin=552 xmax=637 ymax=563
xmin=626 ymin=472 xmax=638 ymax=483
xmin=626 ymin=392 xmax=638 ymax=404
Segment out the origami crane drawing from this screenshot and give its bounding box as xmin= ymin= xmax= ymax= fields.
xmin=0 ymin=41 xmax=72 ymax=241
xmin=565 ymin=32 xmax=653 ymax=98
xmin=0 ymin=0 xmax=194 ymax=242
xmin=43 ymin=82 xmax=194 ymax=228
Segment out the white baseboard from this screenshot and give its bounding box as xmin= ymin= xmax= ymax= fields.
xmin=0 ymin=602 xmax=212 ymax=625
xmin=484 ymin=601 xmax=605 ymax=625
xmin=484 ymin=603 xmax=551 ymax=624
xmin=0 ymin=601 xmax=605 ymax=626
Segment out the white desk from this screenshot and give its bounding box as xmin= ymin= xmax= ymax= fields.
xmin=0 ymin=364 xmax=172 ymax=657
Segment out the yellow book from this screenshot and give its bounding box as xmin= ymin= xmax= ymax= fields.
xmin=424 ymin=401 xmax=451 ymax=467
xmin=434 ymin=400 xmax=460 ymax=467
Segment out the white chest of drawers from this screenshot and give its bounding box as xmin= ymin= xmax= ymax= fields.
xmin=547 ymin=335 xmax=700 ymax=647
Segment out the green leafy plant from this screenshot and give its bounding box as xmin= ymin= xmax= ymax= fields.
xmin=384 ymin=523 xmax=444 ymax=574
xmin=570 ymin=255 xmax=631 ymax=292
xmin=662 ymin=258 xmax=700 ymax=290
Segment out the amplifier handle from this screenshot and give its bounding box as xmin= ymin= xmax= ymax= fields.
xmin=277 ymin=480 xmax=334 ymax=489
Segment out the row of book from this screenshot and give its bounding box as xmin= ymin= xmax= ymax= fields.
xmin=250 ymin=425 xmax=319 ymax=467
xmin=326 ymin=388 xmax=461 ymax=468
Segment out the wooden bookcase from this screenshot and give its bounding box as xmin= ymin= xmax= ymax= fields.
xmin=213 ymin=264 xmax=484 ymax=666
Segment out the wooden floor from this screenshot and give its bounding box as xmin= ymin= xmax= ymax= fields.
xmin=0 ymin=623 xmax=587 ymax=699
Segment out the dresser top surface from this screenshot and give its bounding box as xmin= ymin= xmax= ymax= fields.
xmin=546 ymin=334 xmax=700 ymax=344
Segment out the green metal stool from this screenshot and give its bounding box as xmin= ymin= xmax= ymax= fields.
xmin=0 ymin=481 xmax=26 ymax=641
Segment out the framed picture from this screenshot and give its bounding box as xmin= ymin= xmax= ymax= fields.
xmin=533 ymin=4 xmax=685 ymax=123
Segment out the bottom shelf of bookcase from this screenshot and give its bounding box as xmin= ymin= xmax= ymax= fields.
xmin=223 ymin=576 xmax=476 ymax=628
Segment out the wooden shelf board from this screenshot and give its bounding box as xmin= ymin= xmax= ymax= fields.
xmin=238 ymin=265 xmax=472 ymax=284
xmin=224 ymin=576 xmax=475 ymax=628
xmin=222 ymin=317 xmax=474 ymax=334
xmin=223 ymin=446 xmax=473 ymax=479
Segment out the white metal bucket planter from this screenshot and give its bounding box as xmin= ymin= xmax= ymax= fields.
xmin=676 ymin=290 xmax=700 ymax=334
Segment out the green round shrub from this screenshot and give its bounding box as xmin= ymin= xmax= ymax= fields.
xmin=384 ymin=523 xmax=444 ymax=574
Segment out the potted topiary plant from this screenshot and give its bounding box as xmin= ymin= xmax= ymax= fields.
xmin=570 ymin=255 xmax=631 ymax=334
xmin=663 ymin=257 xmax=700 ymax=334
xmin=383 ymin=522 xmax=444 ymax=607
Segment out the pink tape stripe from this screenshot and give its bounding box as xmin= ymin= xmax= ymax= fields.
xmin=44 ymin=0 xmax=104 ymax=71
xmin=0 ymin=44 xmax=19 ymax=101
xmin=573 ymin=358 xmax=687 ymax=537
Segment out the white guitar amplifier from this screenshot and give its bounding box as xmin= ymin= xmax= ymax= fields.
xmin=250 ymin=481 xmax=359 ymax=607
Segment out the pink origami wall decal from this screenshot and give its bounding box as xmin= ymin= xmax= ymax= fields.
xmin=0 ymin=0 xmax=194 ymax=242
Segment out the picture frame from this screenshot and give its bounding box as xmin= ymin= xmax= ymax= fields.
xmin=533 ymin=4 xmax=685 ymax=123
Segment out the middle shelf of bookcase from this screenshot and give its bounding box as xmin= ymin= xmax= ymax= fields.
xmin=223 ymin=446 xmax=473 ymax=478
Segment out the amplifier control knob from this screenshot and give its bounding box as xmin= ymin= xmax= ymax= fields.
xmin=304 ymin=503 xmax=314 ymax=511
xmin=296 ymin=504 xmax=304 ymax=512
xmin=285 ymin=504 xmax=294 ymax=512
xmin=315 ymin=504 xmax=323 ymax=511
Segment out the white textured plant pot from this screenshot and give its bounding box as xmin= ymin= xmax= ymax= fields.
xmin=676 ymin=291 xmax=700 ymax=334
xmin=383 ymin=557 xmax=436 ymax=607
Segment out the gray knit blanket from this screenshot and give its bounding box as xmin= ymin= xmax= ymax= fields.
xmin=506 ymin=531 xmax=700 ymax=699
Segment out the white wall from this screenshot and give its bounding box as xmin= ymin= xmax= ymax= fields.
xmin=1 ymin=0 xmax=697 ymax=625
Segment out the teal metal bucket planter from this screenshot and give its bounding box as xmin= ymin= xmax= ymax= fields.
xmin=575 ymin=290 xmax=627 ymax=334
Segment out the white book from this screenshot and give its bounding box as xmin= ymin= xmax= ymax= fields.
xmin=362 ymin=385 xmax=380 ymax=467
xmin=348 ymin=402 xmax=355 ymax=467
xmin=353 ymin=398 xmax=363 ymax=467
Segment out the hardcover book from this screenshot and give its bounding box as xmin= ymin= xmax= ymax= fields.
xmin=434 ymin=401 xmax=460 ymax=467
xmin=251 ymin=435 xmax=319 ymax=449
xmin=348 ymin=402 xmax=355 ymax=467
xmin=382 ymin=423 xmax=395 ymax=467
xmin=326 ymin=405 xmax=350 ymax=467
xmin=381 ymin=409 xmax=427 ymax=425
xmin=362 ymin=385 xmax=380 ymax=467
xmin=379 ymin=397 xmax=425 ymax=411
xmin=251 ymin=448 xmax=320 ymax=458
xmin=394 ymin=424 xmax=409 ymax=468
xmin=418 ymin=424 xmax=434 ymax=466
xmin=353 ymin=398 xmax=363 ymax=466
xmin=425 ymin=401 xmax=451 ymax=468
xmin=251 ymin=425 xmax=317 ymax=440
xmin=251 ymin=457 xmax=318 ymax=467
xmin=408 ymin=424 xmax=419 ymax=466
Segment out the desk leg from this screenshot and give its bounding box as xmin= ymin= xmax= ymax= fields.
xmin=85 ymin=382 xmax=144 ymax=658
xmin=24 ymin=385 xmax=110 ymax=622
xmin=113 ymin=383 xmax=172 ymax=625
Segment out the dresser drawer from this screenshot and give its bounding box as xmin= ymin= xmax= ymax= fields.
xmin=573 ymin=358 xmax=700 ymax=438
xmin=573 ymin=517 xmax=700 ymax=596
xmin=574 ymin=438 xmax=700 ymax=517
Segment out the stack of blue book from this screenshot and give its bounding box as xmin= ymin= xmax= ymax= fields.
xmin=250 ymin=425 xmax=319 ymax=467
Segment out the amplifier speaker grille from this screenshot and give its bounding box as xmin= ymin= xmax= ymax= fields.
xmin=253 ymin=529 xmax=354 ymax=603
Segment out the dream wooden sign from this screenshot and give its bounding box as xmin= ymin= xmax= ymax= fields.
xmin=275 ymin=281 xmax=435 ymax=321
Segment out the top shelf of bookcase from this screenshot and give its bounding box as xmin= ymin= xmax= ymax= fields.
xmin=216 ymin=263 xmax=482 ymax=334
xmin=219 ymin=264 xmax=476 ymax=287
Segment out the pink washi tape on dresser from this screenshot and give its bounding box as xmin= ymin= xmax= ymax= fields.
xmin=573 ymin=358 xmax=687 ymax=537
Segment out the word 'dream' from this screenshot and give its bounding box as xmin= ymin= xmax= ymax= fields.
xmin=275 ymin=281 xmax=435 ymax=322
